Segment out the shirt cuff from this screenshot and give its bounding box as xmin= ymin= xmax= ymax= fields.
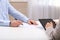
xmin=0 ymin=21 xmax=10 ymax=27
xmin=22 ymin=18 xmax=29 ymax=23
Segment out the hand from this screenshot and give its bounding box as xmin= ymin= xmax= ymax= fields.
xmin=28 ymin=19 xmax=37 ymax=25
xmin=10 ymin=20 xmax=23 ymax=27
xmin=45 ymin=22 xmax=53 ymax=28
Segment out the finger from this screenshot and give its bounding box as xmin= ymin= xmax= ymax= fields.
xmin=17 ymin=20 xmax=23 ymax=25
xmin=29 ymin=21 xmax=37 ymax=25
xmin=31 ymin=21 xmax=37 ymax=25
xmin=28 ymin=21 xmax=32 ymax=25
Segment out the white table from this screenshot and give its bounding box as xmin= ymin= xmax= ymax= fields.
xmin=0 ymin=21 xmax=49 ymax=40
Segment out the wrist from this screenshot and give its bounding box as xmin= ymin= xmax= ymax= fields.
xmin=9 ymin=22 xmax=11 ymax=27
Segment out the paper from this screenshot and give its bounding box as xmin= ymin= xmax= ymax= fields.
xmin=19 ymin=21 xmax=44 ymax=30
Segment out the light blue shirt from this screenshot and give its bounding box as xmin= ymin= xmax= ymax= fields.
xmin=0 ymin=0 xmax=29 ymax=26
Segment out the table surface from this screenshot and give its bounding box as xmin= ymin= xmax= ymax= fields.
xmin=0 ymin=21 xmax=49 ymax=40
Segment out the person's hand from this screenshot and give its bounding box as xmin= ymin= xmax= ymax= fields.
xmin=28 ymin=19 xmax=37 ymax=25
xmin=10 ymin=20 xmax=23 ymax=27
xmin=45 ymin=22 xmax=53 ymax=29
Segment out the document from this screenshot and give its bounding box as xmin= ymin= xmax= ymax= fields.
xmin=19 ymin=21 xmax=44 ymax=30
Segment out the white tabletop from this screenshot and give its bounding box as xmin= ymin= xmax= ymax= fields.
xmin=0 ymin=21 xmax=49 ymax=40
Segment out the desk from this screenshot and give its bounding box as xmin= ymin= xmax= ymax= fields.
xmin=0 ymin=21 xmax=49 ymax=40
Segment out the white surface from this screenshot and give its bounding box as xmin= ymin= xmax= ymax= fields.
xmin=0 ymin=21 xmax=49 ymax=40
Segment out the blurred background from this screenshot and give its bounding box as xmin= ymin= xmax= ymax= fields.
xmin=9 ymin=0 xmax=60 ymax=21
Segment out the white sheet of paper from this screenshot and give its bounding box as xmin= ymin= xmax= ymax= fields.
xmin=19 ymin=21 xmax=44 ymax=29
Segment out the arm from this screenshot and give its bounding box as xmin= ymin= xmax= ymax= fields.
xmin=45 ymin=22 xmax=55 ymax=40
xmin=7 ymin=1 xmax=37 ymax=26
xmin=8 ymin=2 xmax=29 ymax=23
xmin=46 ymin=21 xmax=60 ymax=40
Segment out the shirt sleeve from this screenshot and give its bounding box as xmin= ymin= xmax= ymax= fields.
xmin=46 ymin=27 xmax=54 ymax=40
xmin=53 ymin=23 xmax=60 ymax=40
xmin=8 ymin=1 xmax=29 ymax=23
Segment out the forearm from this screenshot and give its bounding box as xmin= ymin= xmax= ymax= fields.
xmin=8 ymin=2 xmax=29 ymax=23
